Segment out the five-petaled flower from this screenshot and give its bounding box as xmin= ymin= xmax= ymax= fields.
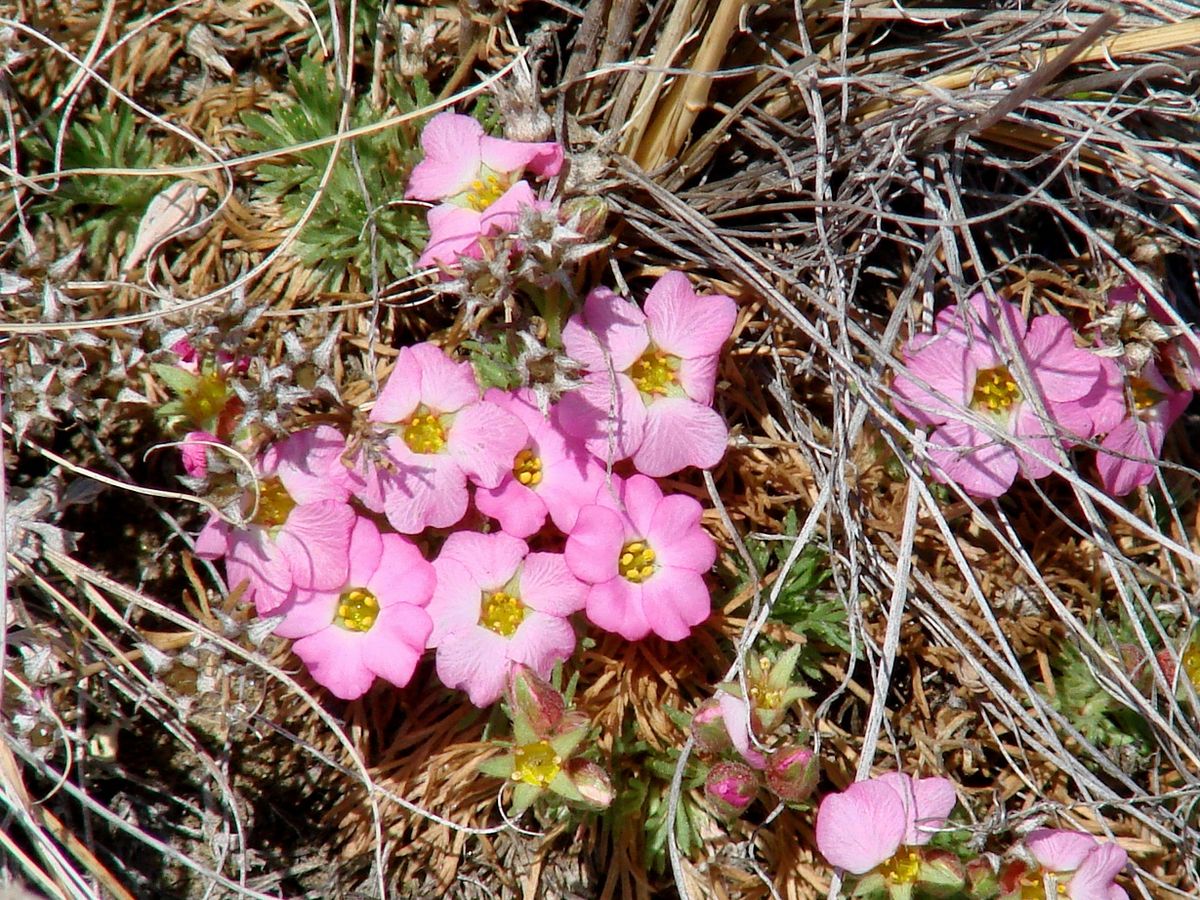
xmin=195 ymin=426 xmax=357 ymax=614
xmin=350 ymin=342 xmax=527 ymax=534
xmin=892 ymin=293 xmax=1108 ymax=498
xmin=426 ymin=531 xmax=586 ymax=707
xmin=998 ymin=828 xmax=1128 ymax=900
xmin=272 ymin=517 xmax=434 ymax=700
xmin=405 ymin=112 xmax=563 ymax=272
xmin=558 ymin=271 xmax=737 ymax=476
xmin=565 ymin=473 xmax=715 ymax=640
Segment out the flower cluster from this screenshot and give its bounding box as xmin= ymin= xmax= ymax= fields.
xmin=892 ymin=288 xmax=1196 ymax=498
xmin=815 ymin=774 xmax=1129 ymax=899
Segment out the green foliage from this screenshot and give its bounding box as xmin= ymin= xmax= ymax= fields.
xmin=26 ymin=106 xmax=171 ymax=260
xmin=729 ymin=510 xmax=848 ymax=677
xmin=239 ymin=58 xmax=441 ymax=289
xmin=462 ymin=333 xmax=525 ymax=392
xmin=1050 ymin=642 xmax=1151 ymax=754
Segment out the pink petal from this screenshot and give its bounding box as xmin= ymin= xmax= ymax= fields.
xmin=439 ymin=530 xmax=527 ymax=590
xmin=941 ymin=293 xmax=1029 ymax=347
xmin=448 ymin=399 xmax=528 ymax=488
xmin=181 ymin=431 xmax=218 ymax=478
xmin=1073 ymin=356 xmax=1127 ymax=437
xmin=1068 ymin=843 xmax=1127 ymax=900
xmin=584 ymin=578 xmax=651 ymax=640
xmin=276 ymin=501 xmax=356 ymax=591
xmin=194 ymin=515 xmax=229 ymax=558
xmin=268 ymin=426 xmax=354 ymax=502
xmin=717 ymin=692 xmax=766 ymax=769
xmin=479 ymin=134 xmax=563 ymax=179
xmin=273 ymin=588 xmax=338 ymax=639
xmin=475 ymin=476 xmax=547 ymax=539
xmin=1011 ymin=404 xmax=1061 ymax=481
xmin=927 ymin=420 xmax=1020 ymax=498
xmin=1026 ymin=829 xmax=1099 ymax=874
xmin=562 ymin=286 xmax=649 ymax=373
xmin=416 ymin=204 xmax=483 ymax=270
xmin=641 ymin=569 xmax=710 ymax=639
xmin=371 ymin=345 xmax=424 ymax=424
xmin=891 ymin=340 xmax=974 ymax=426
xmin=292 ymin=628 xmax=374 ymax=700
xmin=405 ymin=112 xmax=483 ymax=201
xmin=344 ymin=516 xmax=383 ymax=587
xmin=1096 ymin=418 xmax=1157 ymax=497
xmin=519 ymin=552 xmax=587 ymax=616
xmin=648 ymin=492 xmax=715 ymax=572
xmin=1023 ymin=315 xmax=1103 ymax=403
xmin=478 ymin=180 xmax=537 ymax=235
xmin=224 ymin=530 xmax=292 ymax=611
xmin=426 ymin=556 xmax=484 ymax=647
xmin=411 ymin=342 xmax=481 ymax=415
xmin=814 ymin=780 xmax=907 ymax=875
xmin=377 ymin=440 xmax=469 ymax=533
xmin=371 ymin=533 xmax=436 ymax=608
xmin=558 ymin=372 xmax=647 ymax=465
xmin=565 ymin=505 xmax=625 ymax=584
xmin=539 ymin=446 xmax=605 ymax=533
xmin=678 ymin=354 xmax=720 ymax=406
xmin=361 ymin=604 xmax=432 ymax=688
xmin=507 ymin=611 xmax=578 ymax=675
xmin=634 ymin=397 xmax=728 ymax=476
xmin=906 ymin=775 xmax=957 ymax=845
xmin=435 ymin=627 xmax=511 ymax=706
xmin=644 ymin=271 xmax=737 ymax=360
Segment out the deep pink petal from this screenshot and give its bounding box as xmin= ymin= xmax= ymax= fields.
xmin=439 ymin=530 xmax=527 ymax=590
xmin=343 ymin=516 xmax=383 ymax=587
xmin=1011 ymin=404 xmax=1062 ymax=481
xmin=435 ymin=627 xmax=512 ymax=706
xmin=506 ymin=612 xmax=577 ymax=675
xmin=651 ymin=497 xmax=716 ymax=574
xmin=892 ymin=340 xmax=974 ymax=426
xmin=644 ymin=271 xmax=737 ymax=360
xmin=405 ymin=112 xmax=483 ymax=201
xmin=1096 ymin=418 xmax=1157 ymax=496
xmin=584 ymin=578 xmax=651 ymax=640
xmin=1073 ymin=356 xmax=1127 ymax=437
xmin=371 ymin=345 xmax=424 ymax=424
xmin=180 ymin=431 xmax=218 ymax=478
xmin=558 ymin=372 xmax=647 ymax=465
xmin=565 ymin=505 xmax=625 ymax=584
xmin=519 ymin=552 xmax=587 ymax=616
xmin=563 ymin=286 xmax=649 ymax=373
xmin=640 ymin=568 xmax=710 ymax=639
xmin=634 ymin=398 xmax=728 ymax=476
xmin=292 ymin=628 xmax=373 ymax=700
xmin=426 ymin=557 xmax=484 ymax=647
xmin=1026 ymin=829 xmax=1099 ymax=873
xmin=275 ymin=501 xmax=355 ymax=591
xmin=448 ymin=400 xmax=528 ymax=488
xmin=479 ymin=134 xmax=563 ymax=179
xmin=927 ymin=420 xmax=1019 ymax=498
xmin=476 ymin=476 xmax=547 ymax=538
xmin=814 ymin=780 xmax=907 ymax=875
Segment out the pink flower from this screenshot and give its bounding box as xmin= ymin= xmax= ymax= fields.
xmin=1096 ymin=360 xmax=1191 ymax=496
xmin=715 ymin=691 xmax=766 ymax=768
xmin=814 ymin=772 xmax=957 ymax=875
xmin=1020 ymin=829 xmax=1129 ymax=900
xmin=426 ymin=531 xmax=586 ymax=707
xmin=892 ymin=294 xmax=1107 ymax=498
xmin=349 ymin=342 xmax=527 ymax=534
xmin=180 ymin=430 xmax=220 ymax=477
xmin=558 ymin=271 xmax=737 ymax=476
xmin=406 ymin=112 xmax=562 ymax=272
xmin=564 ymin=473 xmax=715 ymax=640
xmin=195 ymin=426 xmax=357 ymax=614
xmin=474 ymin=388 xmax=605 ymax=538
xmin=273 ymin=517 xmax=434 ymax=700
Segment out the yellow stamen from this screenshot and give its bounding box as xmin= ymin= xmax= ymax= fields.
xmin=1128 ymin=376 xmax=1164 ymax=411
xmin=513 ymin=448 xmax=543 ymax=486
xmin=464 ymin=173 xmax=507 ymax=212
xmin=511 ymin=739 xmax=561 ymax=787
xmin=618 ymin=540 xmax=657 ymax=583
xmin=1183 ymin=638 xmax=1200 ymax=688
xmin=335 ymin=588 xmax=380 ymax=632
xmin=182 ymin=371 xmax=231 ymax=426
xmin=480 ymin=590 xmax=526 ymax=637
xmin=971 ymin=365 xmax=1021 ymax=413
xmin=878 ymin=848 xmax=921 ymax=885
xmin=250 ymin=477 xmax=296 ymax=528
xmin=629 ymin=348 xmax=680 ymax=396
xmin=403 ymin=405 xmax=447 ymax=454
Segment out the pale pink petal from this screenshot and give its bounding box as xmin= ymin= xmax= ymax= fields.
xmin=475 ymin=477 xmax=547 ymax=538
xmin=641 ymin=569 xmax=710 ymax=639
xmin=644 ymin=272 xmax=737 ymax=360
xmin=1073 ymin=357 xmax=1127 ymax=437
xmin=226 ymin=528 xmax=293 ymax=611
xmin=411 ymin=342 xmax=481 ymax=414
xmin=892 ymin=340 xmax=974 ymax=426
xmin=448 ymin=399 xmax=528 ymax=488
xmin=927 ymin=420 xmax=1019 ymax=498
xmin=276 ymin=501 xmax=355 ymax=591
xmin=558 ymin=372 xmax=647 ymax=465
xmin=478 ymin=180 xmax=537 ymax=235
xmin=717 ymin=692 xmax=766 ymax=769
xmin=565 ymin=505 xmax=625 ymax=584
xmin=507 ymin=611 xmax=577 ymax=675
xmin=371 ymin=345 xmax=424 ymax=424
xmin=1011 ymin=404 xmax=1061 ymax=481
xmin=343 ymin=516 xmax=383 ymax=586
xmin=273 ymin=589 xmax=337 ymax=639
xmin=651 ymin=498 xmax=716 ymax=573
xmin=1096 ymin=418 xmax=1157 ymax=497
xmin=377 ymin=439 xmax=469 ymax=533
xmin=269 ymin=426 xmax=354 ymax=502
xmin=426 ymin=557 xmax=484 ymax=647
xmin=194 ymin=515 xmax=230 ymax=558
xmin=941 ymin=293 xmax=1029 ymax=347
xmin=440 ymin=530 xmax=527 ymax=590
xmin=1023 ymin=315 xmax=1104 ymax=403
xmin=814 ymin=780 xmax=907 ymax=875
xmin=1026 ymin=829 xmax=1099 ymax=874
xmin=906 ymin=776 xmax=958 ymax=845
xmin=405 ymin=112 xmax=483 ymax=200
xmin=479 ymin=134 xmax=563 ymax=179
xmin=635 ymin=398 xmax=728 ymax=476
xmin=519 ymin=552 xmax=587 ymax=616
xmin=539 ymin=446 xmax=605 ymax=533
xmin=678 ymin=354 xmax=720 ymax=406
xmin=416 ymin=204 xmax=483 ymax=271
xmin=370 ymin=533 xmax=436 ymax=608
xmin=585 ymin=578 xmax=650 ymax=640
xmin=562 ymin=287 xmax=649 ymax=373
xmin=361 ymin=605 xmax=432 ymax=688
xmin=436 ymin=627 xmax=512 ymax=706
xmin=292 ymin=628 xmax=374 ymax=700
xmin=1068 ymin=843 xmax=1127 ymax=900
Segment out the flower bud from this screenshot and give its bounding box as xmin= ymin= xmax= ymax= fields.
xmin=965 ymin=857 xmax=1000 ymax=899
xmin=765 ymin=745 xmax=818 ymax=803
xmin=690 ymin=698 xmax=732 ymax=754
xmin=704 ymin=761 xmax=758 ymax=819
xmin=561 ymin=196 xmax=608 ymax=242
xmin=505 ymin=664 xmax=564 ymax=740
xmin=916 ymin=850 xmax=966 ymax=898
xmin=563 ymin=759 xmax=614 ymax=809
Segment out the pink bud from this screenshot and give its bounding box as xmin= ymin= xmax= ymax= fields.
xmin=765 ymin=746 xmax=818 ymax=803
xmin=704 ymin=762 xmax=758 ymax=818
xmin=180 ymin=431 xmax=220 ymax=478
xmin=506 ymin=664 xmax=565 ymax=738
xmin=691 ymin=698 xmax=732 ymax=754
xmin=563 ymin=759 xmax=614 ymax=809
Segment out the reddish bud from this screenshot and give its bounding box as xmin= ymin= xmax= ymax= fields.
xmin=704 ymin=761 xmax=758 ymax=818
xmin=765 ymin=745 xmax=818 ymax=803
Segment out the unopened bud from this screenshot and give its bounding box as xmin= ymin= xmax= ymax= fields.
xmin=691 ymin=698 xmax=732 ymax=754
xmin=704 ymin=762 xmax=758 ymax=819
xmin=563 ymin=759 xmax=614 ymax=809
xmin=561 ymin=196 xmax=608 ymax=242
xmin=765 ymin=746 xmax=818 ymax=803
xmin=505 ymin=664 xmax=565 ymax=739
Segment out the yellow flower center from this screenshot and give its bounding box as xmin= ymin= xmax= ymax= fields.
xmin=629 ymin=349 xmax=680 ymax=396
xmin=971 ymin=365 xmax=1021 ymax=413
xmin=250 ymin=477 xmax=296 ymax=528
xmin=1017 ymin=871 xmax=1066 ymax=899
xmin=1128 ymin=376 xmax=1163 ymax=411
xmin=335 ymin=587 xmax=380 ymax=632
xmin=878 ymin=848 xmax=921 ymax=885
xmin=403 ymin=405 xmax=447 ymax=454
xmin=618 ymin=540 xmax=657 ymax=583
xmin=464 ymin=173 xmax=507 ymax=212
xmin=513 ymin=448 xmax=543 ymax=486
xmin=512 ymin=740 xmax=561 ymax=787
xmin=749 ymin=657 xmax=783 ymax=708
xmin=1183 ymin=638 xmax=1200 ymax=688
xmin=182 ymin=371 xmax=231 ymax=427
xmin=480 ymin=590 xmax=526 ymax=637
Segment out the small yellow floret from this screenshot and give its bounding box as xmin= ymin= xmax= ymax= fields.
xmin=335 ymin=588 xmax=380 ymax=632
xmin=971 ymin=365 xmax=1021 ymax=413
xmin=618 ymin=540 xmax=657 ymax=583
xmin=403 ymin=405 xmax=447 ymax=454
xmin=251 ymin=477 xmax=296 ymax=528
xmin=480 ymin=590 xmax=526 ymax=637
xmin=511 ymin=740 xmax=561 ymax=786
xmin=513 ymin=448 xmax=543 ymax=486
xmin=629 ymin=349 xmax=679 ymax=396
